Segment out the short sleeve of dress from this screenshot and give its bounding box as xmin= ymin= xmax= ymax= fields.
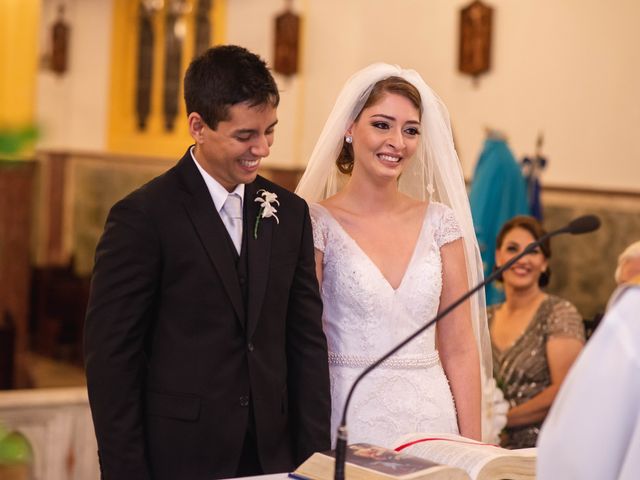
xmin=309 ymin=203 xmax=327 ymax=253
xmin=546 ymin=298 xmax=586 ymax=342
xmin=434 ymin=203 xmax=463 ymax=248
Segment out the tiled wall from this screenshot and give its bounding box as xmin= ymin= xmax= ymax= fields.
xmin=542 ymin=190 xmax=640 ymax=319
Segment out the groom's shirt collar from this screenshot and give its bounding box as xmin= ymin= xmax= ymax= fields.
xmin=190 ymin=146 xmax=245 ymax=213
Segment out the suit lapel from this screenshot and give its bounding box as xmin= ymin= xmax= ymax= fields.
xmin=176 ymin=152 xmax=245 ymax=326
xmin=245 ymin=180 xmax=273 ymax=338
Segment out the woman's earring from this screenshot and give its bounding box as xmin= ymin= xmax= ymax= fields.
xmin=345 ymin=135 xmax=352 ymax=144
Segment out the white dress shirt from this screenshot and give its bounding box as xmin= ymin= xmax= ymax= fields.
xmin=190 ymin=147 xmax=245 ymax=253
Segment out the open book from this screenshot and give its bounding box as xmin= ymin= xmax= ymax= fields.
xmin=291 ymin=443 xmax=468 ymax=480
xmin=291 ymin=433 xmax=536 ymax=480
xmin=395 ymin=433 xmax=536 ymax=480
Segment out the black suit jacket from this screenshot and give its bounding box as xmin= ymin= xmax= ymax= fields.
xmin=84 ymin=150 xmax=330 ymax=480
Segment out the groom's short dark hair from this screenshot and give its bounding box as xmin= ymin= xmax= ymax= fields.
xmin=184 ymin=45 xmax=280 ymax=129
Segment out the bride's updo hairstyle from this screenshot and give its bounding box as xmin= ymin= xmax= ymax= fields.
xmin=336 ymin=76 xmax=422 ymax=175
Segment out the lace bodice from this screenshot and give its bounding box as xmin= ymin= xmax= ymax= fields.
xmin=312 ymin=202 xmax=462 ymax=360
xmin=310 ymin=202 xmax=463 ymax=447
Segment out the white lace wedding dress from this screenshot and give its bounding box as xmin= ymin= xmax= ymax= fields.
xmin=310 ymin=202 xmax=462 ymax=448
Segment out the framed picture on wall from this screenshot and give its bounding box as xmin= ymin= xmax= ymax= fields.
xmin=459 ymin=0 xmax=493 ymax=77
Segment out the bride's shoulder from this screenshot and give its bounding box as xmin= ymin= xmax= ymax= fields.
xmin=426 ymin=202 xmax=463 ymax=246
xmin=308 ymin=202 xmax=335 ymax=253
xmin=308 ymin=202 xmax=327 ymax=224
xmin=399 ymin=194 xmax=427 ymax=214
xmin=426 ymin=200 xmax=451 ymax=214
xmin=309 ymin=198 xmax=333 ymax=219
xmin=318 ymin=193 xmax=340 ymax=208
xmin=309 ymin=198 xmax=344 ymax=231
xmin=313 ymin=194 xmax=346 ymax=219
xmin=424 ymin=201 xmax=458 ymax=223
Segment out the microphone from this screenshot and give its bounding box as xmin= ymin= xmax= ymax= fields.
xmin=566 ymin=215 xmax=600 ymax=235
xmin=333 ymin=214 xmax=600 ymax=480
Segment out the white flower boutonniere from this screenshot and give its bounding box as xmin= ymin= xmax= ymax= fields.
xmin=254 ymin=189 xmax=280 ymax=239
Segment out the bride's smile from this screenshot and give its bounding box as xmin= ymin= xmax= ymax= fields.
xmin=347 ymin=92 xmax=421 ymax=179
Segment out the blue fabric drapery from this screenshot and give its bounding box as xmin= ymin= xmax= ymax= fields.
xmin=469 ymin=138 xmax=530 ymax=305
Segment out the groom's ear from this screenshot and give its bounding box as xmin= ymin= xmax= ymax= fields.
xmin=188 ymin=113 xmax=207 ymax=143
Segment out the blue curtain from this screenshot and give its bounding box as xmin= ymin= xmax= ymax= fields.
xmin=469 ymin=138 xmax=530 ymax=305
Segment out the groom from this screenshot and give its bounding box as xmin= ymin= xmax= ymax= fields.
xmin=84 ymin=45 xmax=330 ymax=480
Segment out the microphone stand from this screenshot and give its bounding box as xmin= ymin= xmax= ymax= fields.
xmin=333 ymin=215 xmax=600 ymax=480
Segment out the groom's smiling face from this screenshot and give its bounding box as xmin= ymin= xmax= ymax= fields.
xmin=190 ymin=101 xmax=278 ymax=191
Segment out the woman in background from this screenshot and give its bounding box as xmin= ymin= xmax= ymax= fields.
xmin=489 ymin=215 xmax=585 ymax=448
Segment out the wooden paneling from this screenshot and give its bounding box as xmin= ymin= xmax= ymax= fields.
xmin=0 ymin=162 xmax=36 ymax=388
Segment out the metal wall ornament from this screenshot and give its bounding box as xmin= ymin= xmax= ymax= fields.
xmin=134 ymin=0 xmax=211 ymax=132
xmin=458 ymin=0 xmax=493 ymax=79
xmin=163 ymin=0 xmax=191 ymax=131
xmin=274 ymin=0 xmax=300 ymax=76
xmin=135 ymin=1 xmax=158 ymax=131
xmin=51 ymin=4 xmax=70 ymax=75
xmin=194 ymin=0 xmax=212 ymax=58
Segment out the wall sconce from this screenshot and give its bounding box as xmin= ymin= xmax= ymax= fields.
xmin=51 ymin=4 xmax=70 ymax=75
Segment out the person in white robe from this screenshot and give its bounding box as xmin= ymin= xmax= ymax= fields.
xmin=537 ymin=248 xmax=640 ymax=480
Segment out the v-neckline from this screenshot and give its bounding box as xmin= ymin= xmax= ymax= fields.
xmin=490 ymin=296 xmax=549 ymax=356
xmin=315 ymin=203 xmax=430 ymax=292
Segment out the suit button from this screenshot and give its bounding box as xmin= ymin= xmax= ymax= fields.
xmin=247 ymin=342 xmax=254 ymax=352
xmin=239 ymin=395 xmax=249 ymax=407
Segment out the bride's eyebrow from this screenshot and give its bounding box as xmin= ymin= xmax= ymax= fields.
xmin=369 ymin=114 xmax=420 ymax=125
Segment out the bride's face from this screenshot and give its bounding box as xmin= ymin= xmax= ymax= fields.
xmin=347 ymin=92 xmax=421 ymax=181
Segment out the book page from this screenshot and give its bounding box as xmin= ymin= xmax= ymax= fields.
xmin=345 ymin=443 xmax=443 ymax=476
xmin=293 ymin=447 xmax=471 ymax=480
xmin=395 ymin=433 xmax=535 ymax=479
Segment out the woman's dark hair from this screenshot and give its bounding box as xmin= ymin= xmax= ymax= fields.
xmin=184 ymin=45 xmax=280 ymax=129
xmin=495 ymin=215 xmax=552 ymax=287
xmin=336 ymin=76 xmax=422 ymax=175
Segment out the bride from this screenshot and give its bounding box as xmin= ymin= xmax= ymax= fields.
xmin=296 ymin=64 xmax=492 ymax=447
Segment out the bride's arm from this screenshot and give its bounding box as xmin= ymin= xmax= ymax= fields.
xmin=314 ymin=250 xmax=324 ymax=287
xmin=437 ymin=238 xmax=482 ymax=440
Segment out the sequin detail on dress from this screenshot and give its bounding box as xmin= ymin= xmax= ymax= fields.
xmin=489 ymin=295 xmax=585 ymax=448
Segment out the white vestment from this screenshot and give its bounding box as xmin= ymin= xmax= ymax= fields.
xmin=537 ymin=281 xmax=640 ymax=480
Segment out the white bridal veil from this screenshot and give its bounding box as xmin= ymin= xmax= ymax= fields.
xmin=295 ymin=63 xmax=499 ymax=441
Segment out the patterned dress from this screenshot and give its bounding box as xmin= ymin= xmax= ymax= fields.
xmin=488 ymin=295 xmax=585 ymax=448
xmin=310 ymin=202 xmax=462 ymax=448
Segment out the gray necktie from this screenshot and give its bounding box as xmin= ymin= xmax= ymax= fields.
xmin=222 ymin=193 xmax=243 ymax=254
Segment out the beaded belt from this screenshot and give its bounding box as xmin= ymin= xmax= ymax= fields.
xmin=328 ymin=350 xmax=440 ymax=369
